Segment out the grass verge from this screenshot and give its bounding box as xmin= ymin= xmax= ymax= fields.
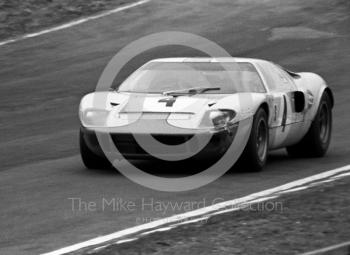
xmin=82 ymin=177 xmax=350 ymax=255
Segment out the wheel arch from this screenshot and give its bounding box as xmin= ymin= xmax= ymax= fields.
xmin=298 ymin=72 xmax=333 ymax=121
xmin=258 ymin=102 xmax=269 ymax=119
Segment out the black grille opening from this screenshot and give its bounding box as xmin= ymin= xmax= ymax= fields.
xmin=151 ymin=134 xmax=194 ymax=145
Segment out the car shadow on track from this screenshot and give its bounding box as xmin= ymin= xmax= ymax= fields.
xmin=82 ymin=149 xmax=302 ymax=177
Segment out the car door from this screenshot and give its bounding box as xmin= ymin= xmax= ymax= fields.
xmin=275 ymin=66 xmax=307 ymax=124
xmin=256 ymin=61 xmax=299 ymax=148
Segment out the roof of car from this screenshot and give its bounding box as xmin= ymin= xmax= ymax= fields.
xmin=149 ymin=57 xmax=265 ymax=64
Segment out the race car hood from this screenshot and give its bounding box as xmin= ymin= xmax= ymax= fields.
xmin=79 ymin=91 xmax=264 ymax=132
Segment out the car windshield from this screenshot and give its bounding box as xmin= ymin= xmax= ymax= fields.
xmin=117 ymin=62 xmax=266 ymax=94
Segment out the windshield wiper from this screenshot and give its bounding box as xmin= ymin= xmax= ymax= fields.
xmin=162 ymin=87 xmax=221 ymax=96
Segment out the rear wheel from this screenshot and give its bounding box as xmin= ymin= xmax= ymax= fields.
xmin=80 ymin=130 xmax=110 ymax=169
xmin=238 ymin=108 xmax=269 ymax=172
xmin=287 ymin=92 xmax=332 ymax=157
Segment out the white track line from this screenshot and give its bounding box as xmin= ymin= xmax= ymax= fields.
xmin=331 ymin=172 xmax=350 ymax=179
xmin=114 ymin=238 xmax=138 ymax=245
xmin=140 ymin=226 xmax=174 ymax=236
xmin=43 ymin=164 xmax=350 ymax=255
xmin=300 ymin=240 xmax=350 ymax=255
xmin=0 ymin=0 xmax=150 ymax=47
xmin=278 ymin=186 xmax=309 ymax=194
xmin=170 ymin=216 xmax=210 ymax=227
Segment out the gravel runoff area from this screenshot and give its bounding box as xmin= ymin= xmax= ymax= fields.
xmin=78 ymin=176 xmax=350 ymax=255
xmin=0 ymin=0 xmax=134 ymax=41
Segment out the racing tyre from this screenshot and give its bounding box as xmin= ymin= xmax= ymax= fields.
xmin=80 ymin=130 xmax=110 ymax=169
xmin=238 ymin=107 xmax=269 ymax=172
xmin=287 ymin=92 xmax=332 ymax=157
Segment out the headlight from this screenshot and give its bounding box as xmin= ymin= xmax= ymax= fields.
xmin=200 ymin=109 xmax=236 ymax=129
xmin=81 ymin=109 xmax=109 ymax=126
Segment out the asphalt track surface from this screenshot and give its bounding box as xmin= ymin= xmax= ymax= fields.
xmin=0 ymin=0 xmax=349 ymax=254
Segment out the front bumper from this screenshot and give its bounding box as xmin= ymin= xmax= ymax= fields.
xmin=80 ymin=124 xmax=238 ymax=161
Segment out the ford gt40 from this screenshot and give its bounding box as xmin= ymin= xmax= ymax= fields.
xmin=79 ymin=58 xmax=333 ymax=171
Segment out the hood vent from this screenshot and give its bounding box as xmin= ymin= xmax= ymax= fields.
xmin=208 ymin=101 xmax=217 ymax=107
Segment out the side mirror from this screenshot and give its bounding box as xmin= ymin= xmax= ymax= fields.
xmin=292 ymin=91 xmax=305 ymax=113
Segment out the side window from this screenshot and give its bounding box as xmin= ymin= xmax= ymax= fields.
xmin=257 ymin=62 xmax=295 ymax=91
xmin=239 ymin=63 xmax=266 ymax=93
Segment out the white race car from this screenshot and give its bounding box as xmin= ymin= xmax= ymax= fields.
xmin=79 ymin=58 xmax=333 ymax=171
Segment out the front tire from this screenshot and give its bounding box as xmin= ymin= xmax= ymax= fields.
xmin=238 ymin=108 xmax=269 ymax=172
xmin=287 ymin=92 xmax=332 ymax=157
xmin=80 ymin=130 xmax=110 ymax=169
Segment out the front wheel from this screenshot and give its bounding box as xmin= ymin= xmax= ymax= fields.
xmin=80 ymin=130 xmax=111 ymax=169
xmin=238 ymin=108 xmax=269 ymax=172
xmin=287 ymin=92 xmax=332 ymax=157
